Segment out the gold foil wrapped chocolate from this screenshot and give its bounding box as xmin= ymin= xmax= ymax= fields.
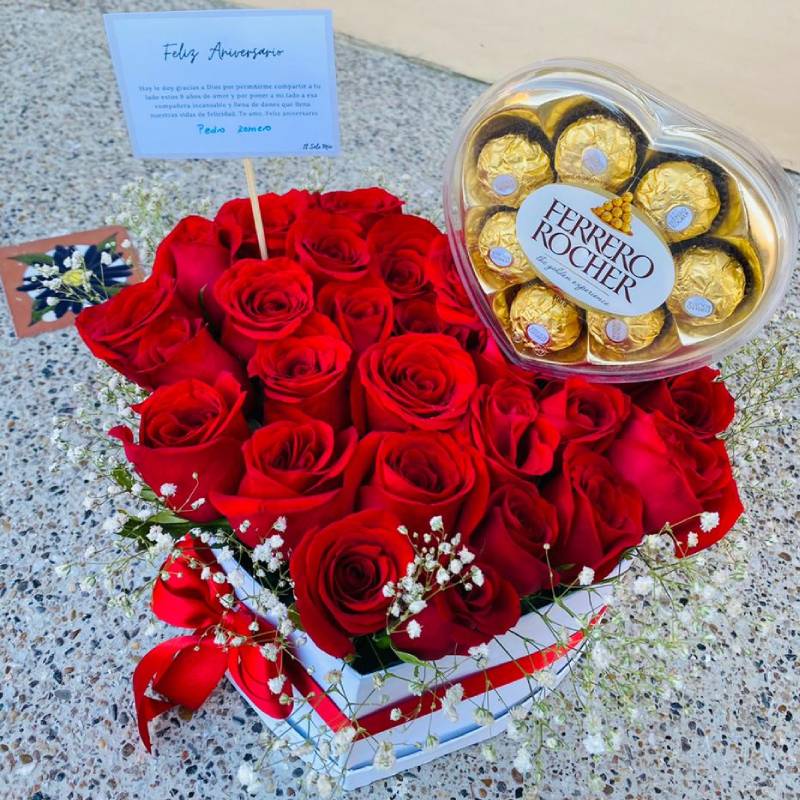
xmin=554 ymin=114 xmax=638 ymax=191
xmin=509 ymin=283 xmax=582 ymax=352
xmin=667 ymin=245 xmax=746 ymax=325
xmin=477 ymin=211 xmax=536 ymax=281
xmin=476 ymin=134 xmax=552 ymax=206
xmin=587 ymin=307 xmax=666 ymax=353
xmin=634 ymin=161 xmax=721 ymax=242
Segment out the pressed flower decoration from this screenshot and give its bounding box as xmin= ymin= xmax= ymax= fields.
xmin=15 ymin=234 xmax=132 ymax=325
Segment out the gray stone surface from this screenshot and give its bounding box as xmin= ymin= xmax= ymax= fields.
xmin=1 ymin=1 xmax=798 ymax=798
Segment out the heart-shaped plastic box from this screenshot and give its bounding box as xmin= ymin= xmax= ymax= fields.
xmin=443 ymin=59 xmax=798 ymax=381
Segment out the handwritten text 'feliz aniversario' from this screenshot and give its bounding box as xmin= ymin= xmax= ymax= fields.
xmin=162 ymin=42 xmax=286 ymax=64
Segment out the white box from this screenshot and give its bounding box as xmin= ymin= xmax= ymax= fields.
xmin=218 ymin=554 xmax=614 ymax=791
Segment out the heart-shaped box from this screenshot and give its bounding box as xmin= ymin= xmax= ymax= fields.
xmin=444 ymin=59 xmax=798 ymax=381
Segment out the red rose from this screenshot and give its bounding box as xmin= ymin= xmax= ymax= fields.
xmin=215 ymin=190 xmax=314 ymax=259
xmin=130 ymin=314 xmax=247 ymax=391
xmin=467 ymin=482 xmax=559 ymax=596
xmin=286 ymin=209 xmax=371 ymax=286
xmin=367 ymin=214 xmax=440 ymax=299
xmin=443 ymin=322 xmax=488 ymax=354
xmin=349 ymin=430 xmax=490 ymax=537
xmin=211 ymin=257 xmax=314 ymax=361
xmin=544 ymin=444 xmax=644 ymax=581
xmin=392 ymin=298 xmax=486 ymax=352
xmin=75 ymin=274 xmax=189 ymax=384
xmin=392 ymin=563 xmax=520 ymax=660
xmin=393 ymin=298 xmax=442 ymax=335
xmin=539 ymin=377 xmax=631 ymax=451
xmin=110 ymin=374 xmax=249 ymax=522
xmin=290 ymin=510 xmax=414 ymax=657
xmin=317 ymin=187 xmax=403 ymax=230
xmin=317 ymin=279 xmax=394 ymax=354
xmin=248 ymin=334 xmax=352 ymax=430
xmin=607 ymin=408 xmax=742 ymax=554
xmin=633 ymin=367 xmax=735 ymax=439
xmin=468 ymin=378 xmax=560 ymax=481
xmin=426 ymin=233 xmax=480 ymax=327
xmin=352 ymin=333 xmax=478 ymax=432
xmin=151 ymin=215 xmax=230 ymax=312
xmin=472 ymin=336 xmax=534 ymax=385
xmin=212 ymin=419 xmax=359 ymax=549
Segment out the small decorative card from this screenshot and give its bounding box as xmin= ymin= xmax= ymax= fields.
xmin=104 ymin=9 xmax=340 ymax=159
xmin=0 ymin=226 xmax=140 ymax=338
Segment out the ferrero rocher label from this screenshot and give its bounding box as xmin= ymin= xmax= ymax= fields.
xmin=515 ymin=183 xmax=674 ymax=317
xmin=667 ymin=245 xmax=746 ymax=325
xmin=587 ymin=306 xmax=666 ymax=352
xmin=477 ymin=211 xmax=536 ymax=281
xmin=554 ymin=114 xmax=638 ymax=191
xmin=509 ymin=282 xmax=582 ymax=351
xmin=634 ymin=161 xmax=721 ymax=242
xmin=476 ymin=134 xmax=552 ymax=206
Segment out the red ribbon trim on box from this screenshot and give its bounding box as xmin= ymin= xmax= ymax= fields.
xmin=288 ymin=609 xmax=605 ymax=738
xmin=133 ymin=539 xmax=604 ymax=749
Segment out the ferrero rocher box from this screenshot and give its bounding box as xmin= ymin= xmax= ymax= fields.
xmin=444 ymin=59 xmax=798 ymax=381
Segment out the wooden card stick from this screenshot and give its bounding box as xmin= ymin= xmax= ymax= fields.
xmin=242 ymin=158 xmax=268 ymax=260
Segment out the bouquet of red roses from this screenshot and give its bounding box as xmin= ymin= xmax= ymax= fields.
xmin=75 ymin=186 xmax=743 ymax=786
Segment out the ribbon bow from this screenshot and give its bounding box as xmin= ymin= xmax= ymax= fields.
xmin=133 ymin=536 xmax=291 ymax=751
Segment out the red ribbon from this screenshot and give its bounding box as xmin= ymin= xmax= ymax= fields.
xmin=133 ymin=537 xmax=291 ymax=751
xmin=134 ymin=535 xmax=602 ymax=749
xmin=285 ymin=612 xmax=603 ymax=738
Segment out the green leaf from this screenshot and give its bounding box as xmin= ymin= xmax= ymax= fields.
xmin=392 ymin=648 xmax=429 ymax=669
xmin=13 ymin=252 xmax=54 ymax=266
xmin=29 ymin=302 xmax=50 ymax=326
xmin=96 ymin=234 xmax=119 ymax=252
xmin=148 ymin=509 xmax=191 ymax=525
xmin=110 ymin=465 xmax=134 ymax=491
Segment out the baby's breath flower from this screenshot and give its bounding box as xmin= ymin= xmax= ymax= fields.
xmin=700 ymin=511 xmax=720 ymax=532
xmin=468 ymin=642 xmax=490 ymax=668
xmin=473 ymin=707 xmax=494 ymax=726
xmin=272 ymin=516 xmax=287 ymax=533
xmin=159 ymin=482 xmax=177 ymax=498
xmin=442 ymin=683 xmax=464 ymax=722
xmin=513 ymin=746 xmax=532 ymax=771
xmin=333 ymin=725 xmax=356 ymax=754
xmin=260 ymin=643 xmax=279 ymax=662
xmin=373 ymin=740 xmax=396 ymax=770
xmin=578 ymin=566 xmax=595 ymax=586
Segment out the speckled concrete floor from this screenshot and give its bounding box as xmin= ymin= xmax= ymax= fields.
xmin=1 ymin=1 xmax=799 ymax=799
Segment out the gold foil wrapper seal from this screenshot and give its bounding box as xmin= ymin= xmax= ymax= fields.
xmin=587 ymin=307 xmax=666 ymax=353
xmin=667 ymin=245 xmax=746 ymax=326
xmin=509 ymin=282 xmax=583 ymax=352
xmin=476 ymin=134 xmax=553 ymax=206
xmin=554 ymin=114 xmax=638 ymax=191
xmin=477 ymin=211 xmax=536 ymax=282
xmin=634 ymin=161 xmax=721 ymax=242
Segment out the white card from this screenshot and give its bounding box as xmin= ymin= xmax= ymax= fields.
xmin=104 ymin=9 xmax=340 ymax=159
